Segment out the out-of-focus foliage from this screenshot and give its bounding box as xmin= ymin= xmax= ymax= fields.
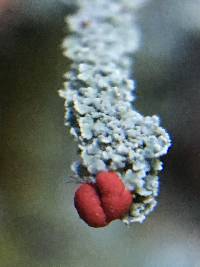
xmin=0 ymin=1 xmax=200 ymax=267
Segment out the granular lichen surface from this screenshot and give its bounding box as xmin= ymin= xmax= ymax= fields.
xmin=59 ymin=0 xmax=171 ymax=224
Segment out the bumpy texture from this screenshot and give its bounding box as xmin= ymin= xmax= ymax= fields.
xmin=59 ymin=0 xmax=171 ymax=224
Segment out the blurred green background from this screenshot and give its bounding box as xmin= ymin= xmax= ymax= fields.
xmin=0 ymin=1 xmax=200 ymax=267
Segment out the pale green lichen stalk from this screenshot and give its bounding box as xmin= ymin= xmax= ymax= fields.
xmin=59 ymin=0 xmax=171 ymax=224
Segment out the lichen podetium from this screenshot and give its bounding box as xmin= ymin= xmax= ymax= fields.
xmin=59 ymin=0 xmax=171 ymax=226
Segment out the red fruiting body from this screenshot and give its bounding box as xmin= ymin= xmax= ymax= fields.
xmin=96 ymin=171 xmax=124 ymax=195
xmin=74 ymin=183 xmax=107 ymax=227
xmin=74 ymin=171 xmax=133 ymax=228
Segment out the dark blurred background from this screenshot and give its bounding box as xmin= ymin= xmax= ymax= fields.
xmin=0 ymin=1 xmax=200 ymax=266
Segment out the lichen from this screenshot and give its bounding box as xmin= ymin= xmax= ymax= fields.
xmin=59 ymin=0 xmax=171 ymax=224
